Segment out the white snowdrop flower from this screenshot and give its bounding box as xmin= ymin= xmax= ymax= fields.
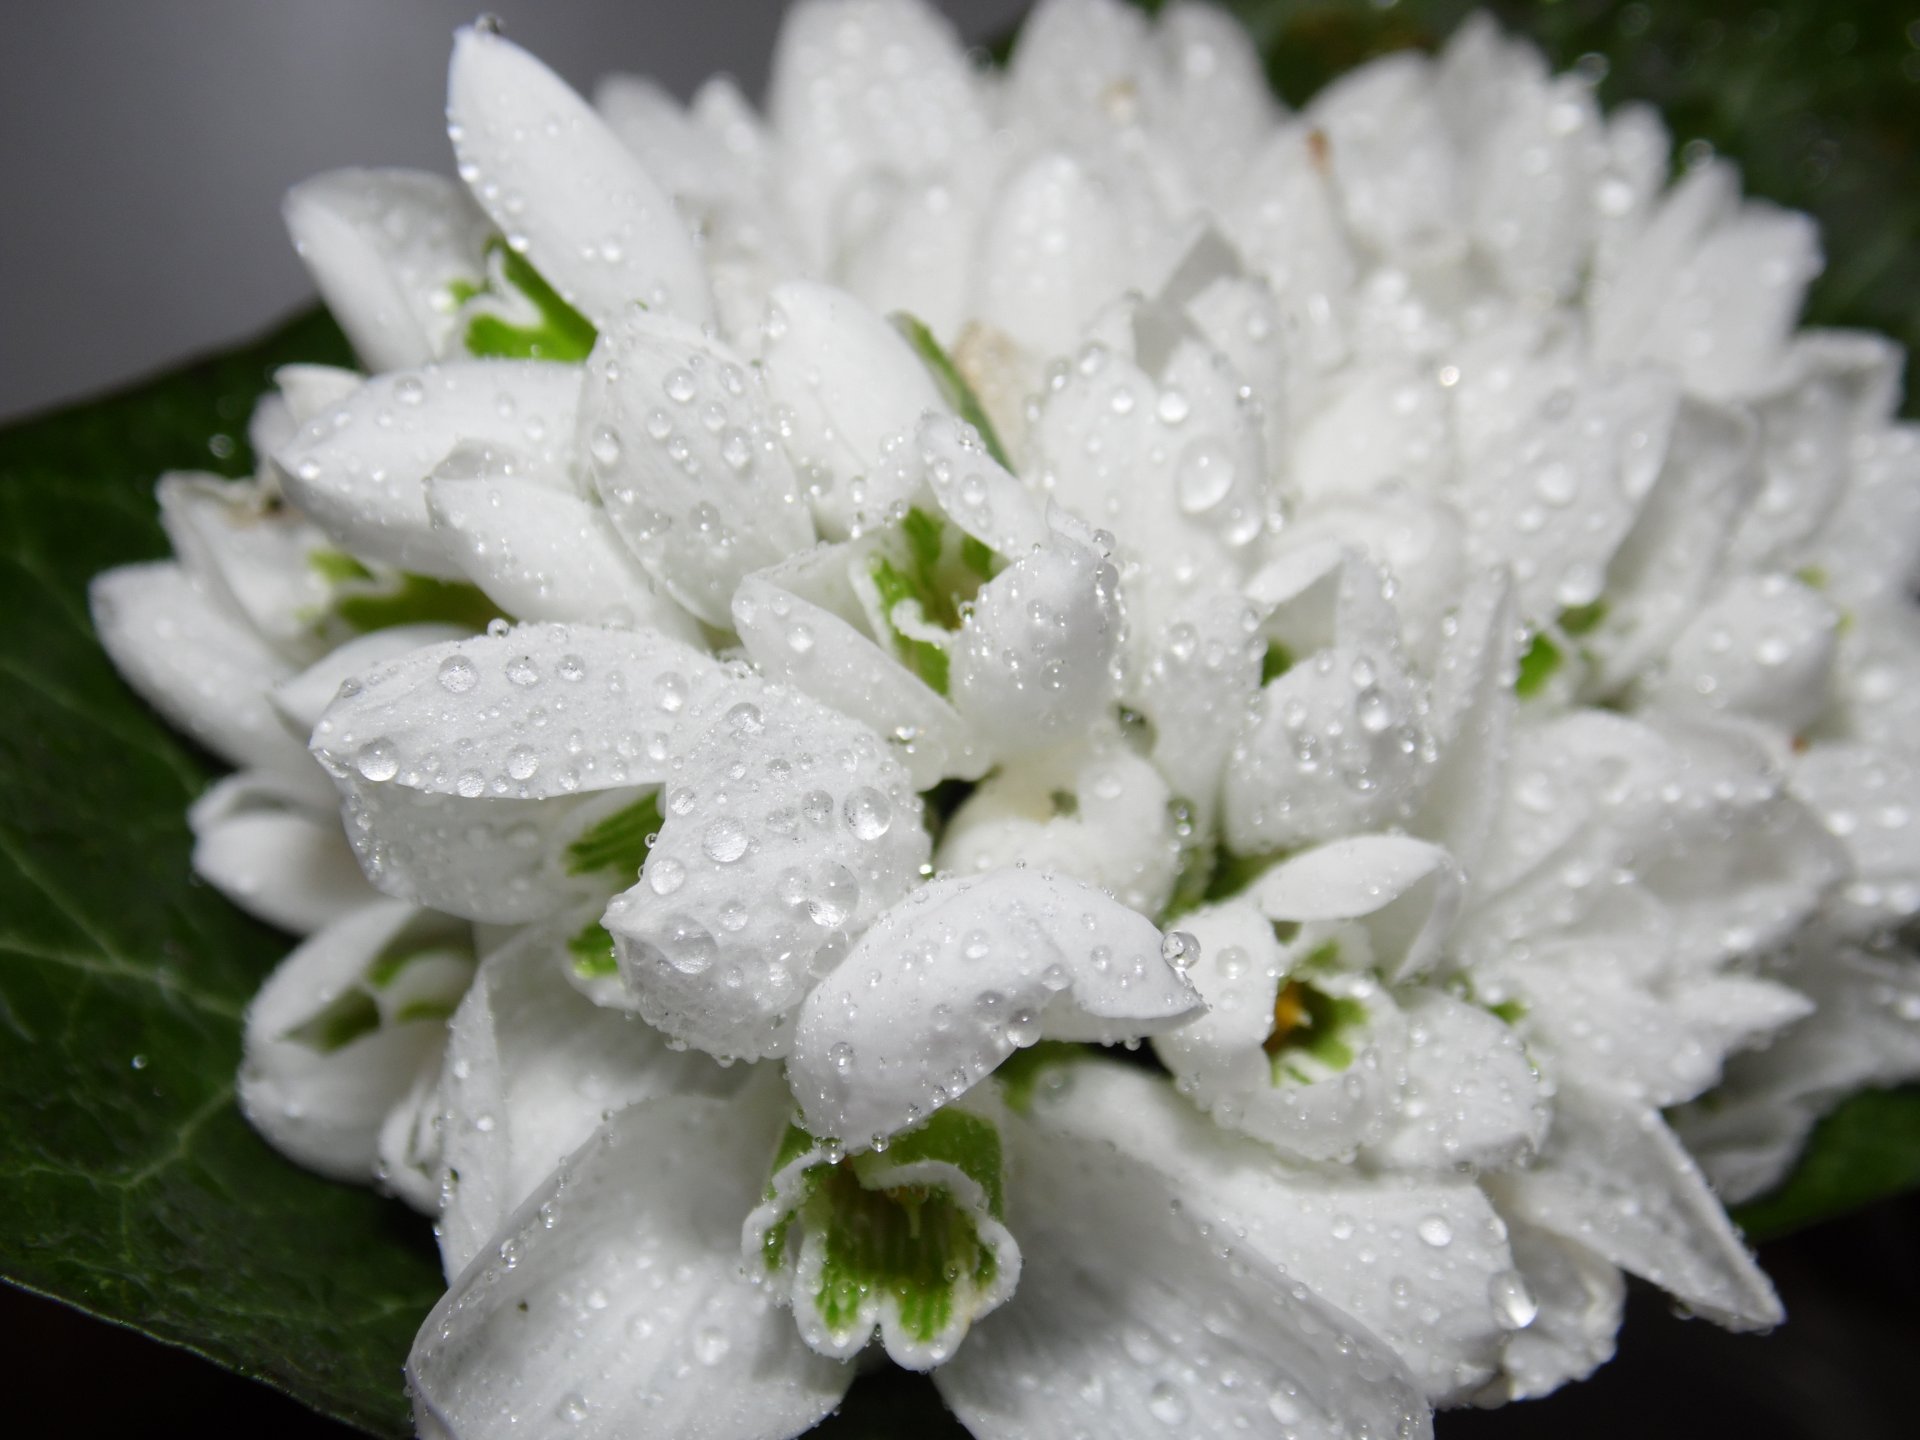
xmin=87 ymin=0 xmax=1920 ymax=1435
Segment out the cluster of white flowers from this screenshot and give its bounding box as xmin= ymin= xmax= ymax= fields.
xmin=90 ymin=1 xmax=1920 ymax=1436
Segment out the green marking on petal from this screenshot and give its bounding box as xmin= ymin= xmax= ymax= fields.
xmin=282 ymin=989 xmax=382 ymax=1055
xmin=308 ymin=550 xmax=503 ymax=635
xmin=1514 ymin=628 xmax=1563 ymax=697
xmin=891 ymin=312 xmax=1013 ymax=472
xmin=1159 ymin=798 xmax=1216 ymax=924
xmin=1489 ymin=997 xmax=1528 ymax=1026
xmin=1794 ymin=564 xmax=1828 ymax=591
xmin=759 ymin=1110 xmax=1011 ymax=1353
xmin=563 ymin=791 xmax=664 ymax=877
xmin=565 ymin=920 xmax=620 ymax=981
xmin=1260 ymin=641 xmax=1295 ymax=685
xmin=960 ymin=534 xmax=1000 ymax=583
xmin=391 ymin=998 xmax=459 ymax=1026
xmin=458 ymin=238 xmax=598 ymax=362
xmin=1559 ymin=598 xmax=1609 ymax=637
xmin=994 ymin=1041 xmax=1082 ymax=1113
xmin=870 ymin=553 xmax=953 ymax=695
xmin=1265 ymin=976 xmax=1366 ymax=1084
xmin=1204 ymin=847 xmax=1290 ymax=906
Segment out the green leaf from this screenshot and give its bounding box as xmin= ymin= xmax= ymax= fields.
xmin=1731 ymin=1086 xmax=1920 ymax=1241
xmin=0 ymin=308 xmax=443 ymax=1438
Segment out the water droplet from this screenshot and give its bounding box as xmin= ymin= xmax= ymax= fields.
xmin=1488 ymin=1269 xmax=1538 ymax=1329
xmin=505 ymin=655 xmax=541 ymax=687
xmin=1416 ymin=1214 xmax=1454 ymax=1248
xmin=843 ymin=787 xmax=893 ymax=840
xmin=355 ymin=739 xmax=398 ymax=781
xmin=1160 ymin=931 xmax=1201 ymax=970
xmin=437 ymin=655 xmax=478 ymax=694
xmin=702 ymin=818 xmax=750 ymax=864
xmin=659 ymin=916 xmax=717 ymax=975
xmin=506 ymin=745 xmax=540 ymax=781
xmin=1147 ymin=1380 xmax=1189 ymax=1426
xmin=693 ymin=1326 xmax=732 ymax=1365
xmin=1176 ymin=440 xmax=1235 ymax=514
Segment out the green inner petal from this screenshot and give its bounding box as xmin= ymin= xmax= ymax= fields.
xmin=307 ymin=549 xmax=502 ymax=635
xmin=891 ymin=312 xmax=1014 ymax=472
xmin=565 ymin=920 xmax=620 ymax=980
xmin=563 ymin=791 xmax=664 ymax=877
xmin=455 ymin=239 xmax=598 ymax=362
xmin=1265 ymin=973 xmax=1367 ymax=1084
xmin=867 ymin=505 xmax=1005 ymax=698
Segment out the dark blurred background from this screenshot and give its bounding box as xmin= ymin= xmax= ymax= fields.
xmin=4 ymin=1 xmax=1917 ymax=1435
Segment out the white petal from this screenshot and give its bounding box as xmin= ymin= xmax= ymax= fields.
xmin=607 ymin=682 xmax=928 ymax=1062
xmin=1366 ymin=987 xmax=1549 ymax=1173
xmin=432 ymin=916 xmax=744 ymax=1276
xmin=275 ymin=361 xmax=584 ymax=578
xmin=90 ymin=562 xmax=316 ymax=785
xmin=157 ymin=472 xmax=337 ymax=660
xmin=767 ymin=0 xmax=989 ymax=266
xmin=271 ymin=623 xmax=469 ymax=740
xmin=593 ymin=74 xmax=748 ymax=209
xmin=240 ymin=900 xmax=471 ymax=1185
xmin=1590 ymin=159 xmax=1740 ymax=373
xmin=1026 ymin=1057 xmax=1524 ymax=1404
xmin=949 ymin=534 xmax=1123 ymax=755
xmin=1308 ymin=52 xmax=1463 ymax=267
xmin=757 ymin=281 xmax=945 ymax=539
xmin=973 ymin=152 xmax=1134 ymax=361
xmin=1804 ymin=422 xmax=1920 ymax=612
xmin=1492 ymin=1220 xmax=1624 ymax=1402
xmin=446 ymin=27 xmax=711 ymax=327
xmin=1275 ymin=493 xmax=1467 ymax=663
xmin=409 ymin=1084 xmax=851 ymax=1440
xmin=309 ymin=624 xmax=725 ymax=922
xmin=1224 ymin=558 xmax=1434 ymax=854
xmin=1645 ymin=573 xmax=1838 ymax=734
xmin=935 ymin=1085 xmax=1433 ymax=1440
xmin=1410 ymin=569 xmax=1517 ymax=871
xmin=1254 ymin=838 xmax=1461 ymax=985
xmin=1129 ymin=585 xmax=1264 ymax=831
xmin=789 ymin=870 xmax=1201 ymax=1146
xmin=1486 ymin=1081 xmax=1780 ymax=1330
xmin=1793 ymin=742 xmax=1920 ymax=934
xmin=188 ymin=770 xmax=377 ymax=934
xmin=917 ymin=411 xmax=1051 ymax=556
xmin=275 ymin=363 xmax=365 ymax=426
xmin=425 ymin=443 xmax=701 ymax=639
xmin=579 ymin=309 xmax=814 ymax=627
xmin=284 ymin=168 xmax=490 ymax=371
xmin=935 ymin=741 xmax=1178 ymax=918
xmin=1291 ymin=359 xmax=1451 ymax=508
xmin=731 ymin=552 xmax=979 ymax=790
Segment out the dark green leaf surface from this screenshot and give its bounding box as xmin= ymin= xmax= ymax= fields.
xmin=0 ymin=309 xmax=442 ymax=1439
xmin=1733 ymin=1087 xmax=1920 ymax=1241
xmin=0 ymin=3 xmax=1915 ymax=1436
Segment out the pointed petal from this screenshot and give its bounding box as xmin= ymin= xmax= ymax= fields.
xmin=432 ymin=916 xmax=744 ymax=1276
xmin=409 ymin=1084 xmax=851 ymax=1440
xmin=284 ymin=168 xmax=490 ymax=370
xmin=1026 ymin=1057 xmax=1525 ymax=1404
xmin=1645 ymin=573 xmax=1839 ymax=735
xmin=935 ymin=1082 xmax=1433 ymax=1440
xmin=188 ymin=770 xmax=377 ymax=934
xmin=1253 ymin=836 xmax=1462 ymax=984
xmin=1487 ymin=1082 xmax=1780 ymax=1330
xmin=90 ymin=561 xmax=317 ymax=785
xmin=241 ymin=901 xmax=472 ymax=1184
xmin=607 ymin=682 xmax=928 ymax=1061
xmin=271 ymin=622 xmax=469 ymax=739
xmin=1367 ymin=987 xmax=1548 ymax=1172
xmin=580 ymin=309 xmax=814 ymax=627
xmin=790 ymin=870 xmax=1202 ymax=1146
xmin=973 ymin=152 xmax=1133 ymax=360
xmin=446 ymin=27 xmax=711 ymax=327
xmin=425 ymin=442 xmax=701 ymax=638
xmin=275 ymin=361 xmax=584 ymax=577
xmin=1308 ymin=52 xmax=1463 ymax=267
xmin=1409 ymin=569 xmax=1517 ymax=870
xmin=1793 ymin=742 xmax=1920 ymax=935
xmin=1492 ymin=1220 xmax=1624 ymax=1402
xmin=309 ymin=624 xmax=725 ymax=921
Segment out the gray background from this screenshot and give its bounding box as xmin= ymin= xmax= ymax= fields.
xmin=0 ymin=0 xmax=1029 ymax=422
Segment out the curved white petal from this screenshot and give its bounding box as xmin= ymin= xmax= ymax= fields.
xmin=1366 ymin=987 xmax=1548 ymax=1172
xmin=1645 ymin=573 xmax=1838 ymax=733
xmin=973 ymin=152 xmax=1133 ymax=361
xmin=579 ymin=309 xmax=814 ymax=627
xmin=271 ymin=622 xmax=469 ymax=740
xmin=309 ymin=624 xmax=725 ymax=921
xmin=935 ymin=740 xmax=1178 ymax=918
xmin=1793 ymin=742 xmax=1920 ymax=935
xmin=1307 ymin=52 xmax=1463 ymax=268
xmin=1129 ymin=585 xmax=1264 ymax=831
xmin=432 ymin=916 xmax=744 ymax=1276
xmin=1026 ymin=1057 xmax=1525 ymax=1404
xmin=1491 ymin=1220 xmax=1624 ymax=1402
xmin=607 ymin=681 xmax=928 ymax=1062
xmin=732 ymin=553 xmax=979 ymax=790
xmin=790 ymin=870 xmax=1201 ymax=1146
xmin=409 ymin=1084 xmax=851 ymax=1440
xmin=917 ymin=411 xmax=1052 ymax=557
xmin=757 ymin=280 xmax=945 ymax=539
xmin=156 ymin=472 xmax=337 ymax=660
xmin=275 ymin=361 xmax=584 ymax=578
xmin=425 ymin=442 xmax=701 ymax=639
xmin=1410 ymin=568 xmax=1517 ymax=871
xmin=1486 ymin=1081 xmax=1781 ymax=1330
xmin=934 ymin=1086 xmax=1433 ymax=1440
xmin=284 ymin=167 xmax=490 ymax=371
xmin=188 ymin=770 xmax=377 ymax=934
xmin=240 ymin=900 xmax=472 ymax=1185
xmin=90 ymin=561 xmax=318 ymax=786
xmin=446 ymin=26 xmax=711 ymax=328
xmin=767 ymin=0 xmax=988 ymax=267
xmin=949 ymin=534 xmax=1123 ymax=755
xmin=1252 ymin=836 xmax=1462 ymax=984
